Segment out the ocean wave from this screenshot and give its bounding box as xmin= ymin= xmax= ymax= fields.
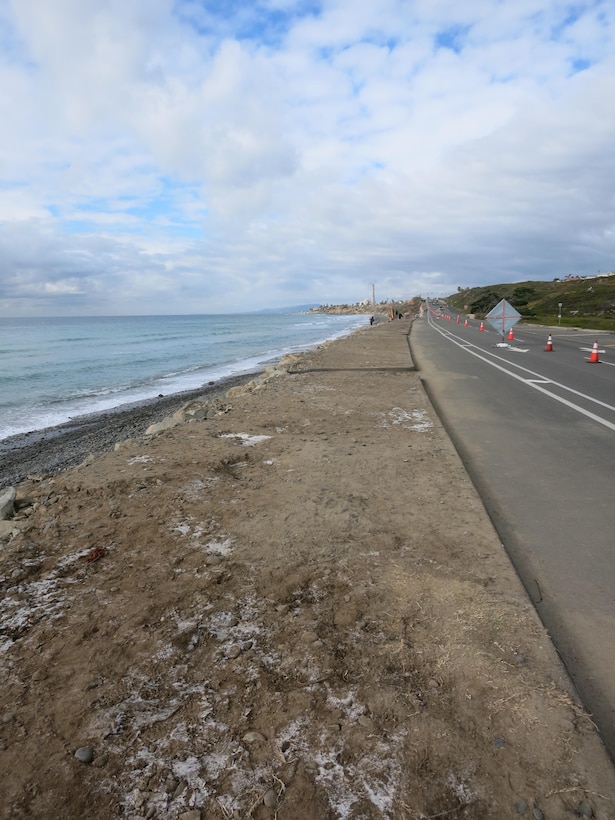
xmin=0 ymin=314 xmax=362 ymax=441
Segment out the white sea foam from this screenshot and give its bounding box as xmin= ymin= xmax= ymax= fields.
xmin=0 ymin=313 xmax=366 ymax=441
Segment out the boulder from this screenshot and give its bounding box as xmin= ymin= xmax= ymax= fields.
xmin=146 ymin=397 xmax=231 ymax=435
xmin=78 ymin=454 xmax=96 ymax=469
xmin=114 ymin=439 xmax=134 ymax=452
xmin=0 ymin=520 xmax=20 ymax=541
xmin=172 ymin=398 xmax=209 ymax=420
xmin=145 ymin=416 xmax=181 ymax=436
xmin=0 ymin=487 xmax=16 ymax=520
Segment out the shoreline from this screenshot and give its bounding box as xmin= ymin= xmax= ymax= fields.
xmin=1 ymin=319 xmax=614 ymax=817
xmin=0 ymin=370 xmax=258 ymax=489
xmin=0 ymin=319 xmax=371 ymax=490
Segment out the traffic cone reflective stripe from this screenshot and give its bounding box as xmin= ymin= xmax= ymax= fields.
xmin=588 ymin=340 xmax=600 ymax=363
xmin=545 ymin=335 xmax=553 ymax=351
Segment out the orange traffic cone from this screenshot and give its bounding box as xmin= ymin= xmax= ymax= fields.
xmin=456 ymin=315 xmax=460 ymax=324
xmin=464 ymin=318 xmax=468 ymax=327
xmin=507 ymin=327 xmax=514 ymax=341
xmin=545 ymin=334 xmax=553 ymax=351
xmin=588 ymin=340 xmax=601 ymax=363
xmin=479 ymin=321 xmax=484 ymax=332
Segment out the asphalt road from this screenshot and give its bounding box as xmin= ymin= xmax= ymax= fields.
xmin=410 ymin=304 xmax=615 ymax=760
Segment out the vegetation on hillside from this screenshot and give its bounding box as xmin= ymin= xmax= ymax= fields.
xmin=446 ymin=275 xmax=615 ymax=330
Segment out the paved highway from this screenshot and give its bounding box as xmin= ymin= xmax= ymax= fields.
xmin=410 ymin=303 xmax=615 ymax=760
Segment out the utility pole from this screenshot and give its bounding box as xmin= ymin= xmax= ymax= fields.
xmin=371 ymin=284 xmax=375 ymax=306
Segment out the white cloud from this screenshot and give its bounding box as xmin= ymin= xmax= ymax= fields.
xmin=0 ymin=0 xmax=614 ymax=315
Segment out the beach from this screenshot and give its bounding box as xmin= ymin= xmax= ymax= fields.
xmin=0 ymin=374 xmax=260 ymax=489
xmin=1 ymin=319 xmax=614 ymax=819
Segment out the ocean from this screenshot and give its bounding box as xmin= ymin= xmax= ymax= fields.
xmin=0 ymin=312 xmax=367 ymax=442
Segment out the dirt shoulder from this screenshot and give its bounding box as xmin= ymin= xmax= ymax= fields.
xmin=1 ymin=320 xmax=613 ymax=819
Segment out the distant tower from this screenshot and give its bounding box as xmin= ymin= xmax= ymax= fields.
xmin=371 ymin=284 xmax=375 ymax=305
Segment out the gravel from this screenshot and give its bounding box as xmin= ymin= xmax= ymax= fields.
xmin=0 ymin=373 xmax=256 ymax=489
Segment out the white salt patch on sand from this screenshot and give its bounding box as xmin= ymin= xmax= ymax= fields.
xmin=220 ymin=433 xmax=271 ymax=446
xmin=173 ymin=611 xmax=197 ymax=633
xmin=447 ymin=773 xmax=476 ymax=804
xmin=325 ymin=689 xmax=364 ymax=720
xmin=260 ymin=651 xmax=281 ymax=670
xmin=183 ymin=477 xmax=218 ymax=500
xmin=360 ymin=740 xmax=403 ymax=813
xmin=1 ymin=578 xmax=63 ymax=632
xmin=20 ymin=557 xmax=45 ymax=567
xmin=276 ymin=717 xmax=309 ymax=747
xmin=172 ymin=756 xmax=201 ymax=781
xmin=313 ymin=753 xmax=358 ymax=816
xmin=153 ymin=643 xmax=175 ymax=661
xmin=108 ymin=692 xmax=183 ymax=733
xmin=363 ymin=776 xmax=395 ymax=812
xmin=0 ymin=546 xmax=93 ymax=652
xmin=169 ymin=722 xmax=190 ymax=742
xmin=108 ymin=587 xmax=401 ymax=817
xmin=127 ymin=455 xmax=152 ymax=464
xmin=101 ymin=581 xmax=404 ymax=819
xmin=56 ymin=546 xmax=94 ymax=567
xmin=375 ymin=407 xmax=433 ymax=431
xmin=204 ymin=537 xmax=233 ymax=556
xmin=313 ymin=742 xmax=402 ymax=818
xmin=172 ymin=517 xmax=238 ymax=552
xmin=207 ymin=610 xmax=239 ymax=639
xmin=298 ymin=657 xmax=325 ymax=685
xmin=202 ymin=751 xmax=229 ymax=780
xmin=407 ymin=409 xmax=434 ymax=431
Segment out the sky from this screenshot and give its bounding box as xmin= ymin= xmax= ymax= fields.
xmin=0 ymin=0 xmax=614 ymax=316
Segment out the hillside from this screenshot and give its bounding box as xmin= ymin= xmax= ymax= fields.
xmin=446 ymin=274 xmax=615 ymax=330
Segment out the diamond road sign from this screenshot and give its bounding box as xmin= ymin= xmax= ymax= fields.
xmin=485 ymin=299 xmax=521 ymax=336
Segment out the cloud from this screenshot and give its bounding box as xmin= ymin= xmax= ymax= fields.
xmin=0 ymin=0 xmax=614 ymax=315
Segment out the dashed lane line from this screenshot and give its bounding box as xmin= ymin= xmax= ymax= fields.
xmin=427 ymin=316 xmax=615 ymax=432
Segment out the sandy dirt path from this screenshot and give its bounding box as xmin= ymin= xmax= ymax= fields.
xmin=1 ymin=319 xmax=613 ymax=819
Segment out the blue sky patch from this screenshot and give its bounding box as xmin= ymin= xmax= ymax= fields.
xmin=173 ymin=0 xmax=322 ymax=47
xmin=569 ymin=56 xmax=591 ymax=73
xmin=550 ymin=4 xmax=585 ymax=40
xmin=434 ymin=24 xmax=471 ymax=54
xmin=63 ymin=178 xmax=206 ymax=238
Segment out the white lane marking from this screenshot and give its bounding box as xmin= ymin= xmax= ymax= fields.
xmin=427 ymin=316 xmax=615 ymax=432
xmin=433 ymin=318 xmax=615 ymax=413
